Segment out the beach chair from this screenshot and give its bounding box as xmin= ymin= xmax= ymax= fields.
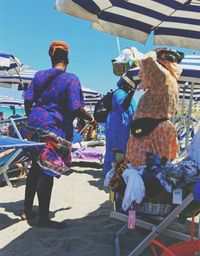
xmin=110 ymin=193 xmax=199 ymax=256
xmin=72 ymin=123 xmax=105 ymax=163
xmin=109 ymin=154 xmax=200 ymax=255
xmin=0 ymin=136 xmax=45 ymax=188
xmin=0 ymin=116 xmax=27 ymax=139
xmin=0 ymin=116 xmax=31 ymax=177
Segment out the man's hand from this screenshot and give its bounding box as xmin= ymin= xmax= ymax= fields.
xmin=90 ymin=118 xmax=98 ymax=129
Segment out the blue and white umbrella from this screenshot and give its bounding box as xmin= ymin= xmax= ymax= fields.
xmin=56 ymin=0 xmax=200 ymax=50
xmin=179 ymin=55 xmax=200 ymax=84
xmin=178 ymin=55 xmax=200 ymax=101
xmin=0 ymin=52 xmax=36 ymax=89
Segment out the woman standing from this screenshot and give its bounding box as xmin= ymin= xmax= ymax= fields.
xmin=22 ymin=41 xmax=97 ymax=228
xmin=126 ymin=49 xmax=184 ymax=168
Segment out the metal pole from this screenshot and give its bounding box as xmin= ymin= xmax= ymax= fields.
xmin=10 ymin=118 xmax=23 ymax=140
xmin=185 ymin=82 xmax=194 ymax=148
xmin=179 ymin=82 xmax=187 ymax=136
xmin=116 ymin=36 xmax=121 ymax=54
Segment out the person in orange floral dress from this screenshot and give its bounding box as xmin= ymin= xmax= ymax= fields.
xmin=126 ymin=49 xmax=184 ymax=168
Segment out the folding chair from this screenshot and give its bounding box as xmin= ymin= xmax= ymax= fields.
xmin=110 ymin=192 xmax=200 ymax=256
xmin=0 ymin=136 xmax=45 ymax=188
xmin=0 ymin=116 xmax=27 ymax=139
xmin=0 ymin=116 xmax=32 ymax=178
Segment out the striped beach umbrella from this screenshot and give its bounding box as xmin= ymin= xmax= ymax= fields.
xmin=0 ymin=52 xmax=36 ymax=89
xmin=56 ymin=0 xmax=200 ymax=50
xmin=180 ymin=55 xmax=200 ymax=84
xmin=178 ymin=55 xmax=200 ymax=103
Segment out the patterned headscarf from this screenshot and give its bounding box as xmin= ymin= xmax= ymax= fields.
xmin=155 ymin=48 xmax=184 ymax=64
xmin=49 ymin=41 xmax=69 ymax=57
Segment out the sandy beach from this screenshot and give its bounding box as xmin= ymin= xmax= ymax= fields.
xmin=0 ymin=159 xmax=197 ymax=256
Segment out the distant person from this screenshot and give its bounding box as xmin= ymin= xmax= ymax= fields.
xmin=10 ymin=106 xmax=16 ymax=116
xmin=22 ymin=40 xmax=97 ymax=229
xmin=0 ymin=112 xmax=6 ymax=135
xmin=0 ymin=111 xmax=5 ymax=120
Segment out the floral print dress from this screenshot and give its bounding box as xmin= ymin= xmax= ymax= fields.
xmin=126 ymin=52 xmax=182 ymax=168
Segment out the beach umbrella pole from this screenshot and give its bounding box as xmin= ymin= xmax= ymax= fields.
xmin=179 ymin=83 xmax=187 ymax=135
xmin=185 ymin=82 xmax=194 ymax=148
xmin=116 ymin=36 xmax=121 ymax=54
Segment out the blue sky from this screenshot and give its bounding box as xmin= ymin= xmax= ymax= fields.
xmin=0 ymin=0 xmax=197 ymax=99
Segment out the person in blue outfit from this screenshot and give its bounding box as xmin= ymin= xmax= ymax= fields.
xmin=103 ymin=73 xmax=137 ymax=173
xmin=21 ymin=41 xmax=97 ymax=229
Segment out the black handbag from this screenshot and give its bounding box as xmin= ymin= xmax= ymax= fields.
xmin=130 ymin=117 xmax=168 ymax=137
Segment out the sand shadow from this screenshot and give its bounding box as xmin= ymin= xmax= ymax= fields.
xmin=0 ymin=199 xmax=72 ymax=230
xmin=71 ymin=168 xmax=105 ymax=191
xmin=72 ymin=161 xmax=102 ymax=169
xmin=0 ymin=199 xmax=196 ymax=256
xmin=0 ymin=202 xmax=122 ymax=256
xmin=0 ymin=175 xmax=27 ymax=189
xmin=0 ymin=213 xmax=19 ymax=231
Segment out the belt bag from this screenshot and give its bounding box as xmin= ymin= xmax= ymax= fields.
xmin=131 ymin=118 xmax=168 ymax=137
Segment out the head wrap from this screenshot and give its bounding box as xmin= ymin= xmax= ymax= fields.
xmin=49 ymin=41 xmax=69 ymax=57
xmin=155 ymin=48 xmax=184 ymax=64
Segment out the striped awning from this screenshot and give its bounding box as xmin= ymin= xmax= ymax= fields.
xmin=56 ymin=0 xmax=200 ymax=50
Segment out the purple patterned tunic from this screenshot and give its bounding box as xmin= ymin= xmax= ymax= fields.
xmin=24 ymin=68 xmax=84 ymax=177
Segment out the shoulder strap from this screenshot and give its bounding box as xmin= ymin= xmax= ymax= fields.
xmin=35 ymin=70 xmax=64 ymax=101
xmin=121 ymin=74 xmax=136 ymax=90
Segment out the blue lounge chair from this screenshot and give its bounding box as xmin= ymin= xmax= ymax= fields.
xmin=0 ymin=136 xmax=45 ymax=188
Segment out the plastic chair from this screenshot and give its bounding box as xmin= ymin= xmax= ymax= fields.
xmin=150 ymin=212 xmax=200 ymax=256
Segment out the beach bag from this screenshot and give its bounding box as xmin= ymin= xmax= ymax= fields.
xmin=94 ymin=90 xmax=117 ymax=123
xmin=130 ymin=118 xmax=168 ymax=137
